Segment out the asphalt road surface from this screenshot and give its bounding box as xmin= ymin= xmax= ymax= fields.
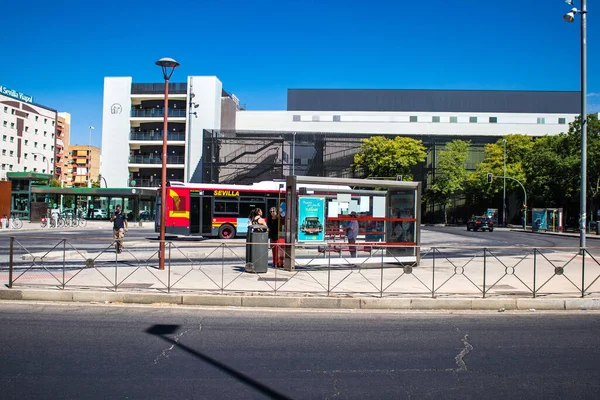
xmin=1 ymin=303 xmax=599 ymax=399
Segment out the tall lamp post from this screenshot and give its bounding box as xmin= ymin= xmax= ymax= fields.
xmin=503 ymin=139 xmax=507 ymax=227
xmin=31 ymin=152 xmax=50 ymax=177
xmin=156 ymin=57 xmax=180 ymax=271
xmin=564 ymin=0 xmax=587 ymax=249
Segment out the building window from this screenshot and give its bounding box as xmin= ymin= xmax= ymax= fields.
xmin=1 ymin=150 xmax=5 ymax=156
xmin=34 ymin=142 xmax=38 ymax=148
xmin=25 ymin=126 xmax=29 ymax=132
xmin=2 ymin=121 xmax=6 ymax=127
xmin=432 ymin=116 xmax=440 ymax=123
xmin=410 ymin=116 xmax=418 ymax=122
xmin=10 ymin=122 xmax=15 ymax=129
xmin=35 ymin=116 xmax=38 ymax=121
xmin=51 ymin=145 xmax=54 ymax=151
xmin=489 ymin=117 xmax=498 ymax=123
xmin=469 ymin=117 xmax=478 ymax=123
xmin=333 ymin=115 xmax=341 ymax=122
xmin=24 ymin=140 xmax=28 ymax=145
xmin=25 ymin=113 xmax=29 ymax=119
xmin=33 ymin=154 xmax=37 ymax=161
xmin=293 ymin=115 xmax=300 ymax=122
xmin=558 ymin=118 xmax=566 ymax=124
xmin=3 ymin=107 xmax=6 ymax=113
xmin=52 ymin=121 xmax=55 ymax=126
xmin=35 ymin=129 xmax=38 ymax=134
xmin=9 ymin=151 xmax=13 ymax=157
xmin=11 ymin=109 xmax=15 ymax=115
xmin=8 ymin=165 xmax=12 ymax=171
xmin=449 ymin=116 xmax=458 ymax=123
xmin=33 ymin=168 xmax=37 ymax=172
xmin=2 ymin=135 xmax=5 ymax=142
xmin=10 ymin=137 xmax=13 ymax=143
xmin=44 ymin=118 xmax=47 ymax=124
xmin=23 ymin=167 xmax=27 ymax=172
xmin=537 ymin=117 xmax=546 ymax=124
xmin=43 ymin=144 xmax=46 ymax=149
xmin=44 ymin=131 xmax=47 ymax=137
xmin=1 ymin=164 xmax=4 ymax=170
xmin=24 ymin=153 xmax=27 ymax=159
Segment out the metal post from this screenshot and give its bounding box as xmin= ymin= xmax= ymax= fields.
xmin=167 ymin=242 xmax=171 ymax=293
xmin=580 ymin=0 xmax=588 ymax=250
xmin=88 ymin=126 xmax=94 ymax=188
xmin=9 ymin=237 xmax=14 ymax=288
xmin=581 ymin=248 xmax=586 ymax=298
xmin=431 ymin=247 xmax=436 ymax=298
xmin=159 ymin=80 xmax=169 ymax=271
xmin=503 ymin=139 xmax=507 ymax=227
xmin=533 ymin=248 xmax=537 ymax=298
xmin=292 ymin=132 xmax=296 ymax=176
xmin=483 ymin=248 xmax=487 ymax=298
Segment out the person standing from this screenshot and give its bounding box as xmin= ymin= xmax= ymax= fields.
xmin=346 ymin=211 xmax=359 ymax=257
xmin=267 ymin=207 xmax=284 ymax=268
xmin=111 ymin=204 xmax=128 ymax=253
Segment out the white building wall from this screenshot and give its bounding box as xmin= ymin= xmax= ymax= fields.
xmin=100 ymin=77 xmax=132 ymax=188
xmin=0 ymin=93 xmax=57 ymax=180
xmin=236 ymin=111 xmax=576 ymax=137
xmin=186 ymin=76 xmax=222 ymax=182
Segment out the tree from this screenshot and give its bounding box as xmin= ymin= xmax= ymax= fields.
xmin=49 ymin=179 xmax=61 ymax=187
xmin=426 ymin=140 xmax=470 ymax=224
xmin=353 ymin=136 xmax=427 ymax=180
xmin=91 ymin=180 xmax=100 ymax=188
xmin=467 ymin=135 xmax=532 ymax=219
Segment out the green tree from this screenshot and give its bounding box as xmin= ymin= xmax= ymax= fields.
xmin=353 ymin=136 xmax=427 ymax=180
xmin=49 ymin=179 xmax=61 ymax=187
xmin=91 ymin=179 xmax=100 ymax=188
xmin=467 ymin=135 xmax=532 ymax=217
xmin=426 ymin=140 xmax=470 ymax=224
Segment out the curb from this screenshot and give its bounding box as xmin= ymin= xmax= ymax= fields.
xmin=1 ymin=288 xmax=599 ymax=310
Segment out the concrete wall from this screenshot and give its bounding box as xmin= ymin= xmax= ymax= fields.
xmin=100 ymin=77 xmax=132 ymax=188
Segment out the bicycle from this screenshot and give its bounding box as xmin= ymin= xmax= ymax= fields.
xmin=9 ymin=214 xmax=22 ymax=229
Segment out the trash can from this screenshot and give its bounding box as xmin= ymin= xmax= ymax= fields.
xmin=245 ymin=224 xmax=269 ymax=273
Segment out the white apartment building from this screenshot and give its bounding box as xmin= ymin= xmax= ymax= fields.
xmin=101 ymin=78 xmax=580 ymax=187
xmin=0 ymin=85 xmax=58 ymax=180
xmin=101 ymin=76 xmax=231 ymax=188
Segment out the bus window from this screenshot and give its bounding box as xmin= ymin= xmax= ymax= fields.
xmin=214 ymin=201 xmax=239 ymax=214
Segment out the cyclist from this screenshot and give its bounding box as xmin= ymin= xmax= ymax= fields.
xmin=110 ymin=205 xmax=128 ymax=253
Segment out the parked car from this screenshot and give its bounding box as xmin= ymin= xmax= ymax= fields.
xmin=139 ymin=210 xmax=153 ymax=221
xmin=93 ymin=209 xmax=107 ymax=219
xmin=467 ymin=216 xmax=494 ymax=232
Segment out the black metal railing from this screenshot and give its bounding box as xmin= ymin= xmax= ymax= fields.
xmin=129 ymin=155 xmax=185 ymax=164
xmin=130 ymin=108 xmax=186 ymax=118
xmin=129 ymin=131 xmax=185 ymax=141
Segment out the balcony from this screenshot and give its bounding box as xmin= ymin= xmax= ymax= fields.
xmin=131 ymin=179 xmax=161 ymax=188
xmin=130 ymin=108 xmax=186 ymax=118
xmin=131 ymin=83 xmax=187 ymax=95
xmin=130 ymin=131 xmax=185 ymax=141
xmin=129 ymin=155 xmax=185 ymax=164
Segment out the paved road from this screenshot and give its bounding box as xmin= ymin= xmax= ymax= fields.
xmin=0 ymin=303 xmax=599 ymax=399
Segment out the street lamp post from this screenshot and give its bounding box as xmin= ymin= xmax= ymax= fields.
xmin=292 ymin=132 xmax=296 ymax=176
xmin=31 ymin=152 xmax=49 ymax=177
xmin=156 ymin=57 xmax=180 ymax=271
xmin=503 ymin=139 xmax=507 ymax=227
xmin=564 ymin=0 xmax=588 ymax=249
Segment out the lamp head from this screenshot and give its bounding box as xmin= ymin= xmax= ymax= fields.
xmin=155 ymin=57 xmax=180 ymax=81
xmin=563 ymin=8 xmax=577 ymax=22
xmin=565 ymin=0 xmax=574 ymax=5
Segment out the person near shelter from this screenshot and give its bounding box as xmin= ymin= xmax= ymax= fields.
xmin=346 ymin=211 xmax=359 ymax=257
xmin=111 ymin=204 xmax=128 ymax=253
xmin=267 ymin=207 xmax=284 ymax=268
xmin=249 ymin=208 xmax=267 ymax=228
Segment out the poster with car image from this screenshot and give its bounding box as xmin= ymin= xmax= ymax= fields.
xmin=298 ymin=197 xmax=325 ymax=242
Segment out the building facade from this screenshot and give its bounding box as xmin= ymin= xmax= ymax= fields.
xmin=100 ymin=76 xmax=239 ymax=188
xmin=55 ymin=112 xmax=71 ymax=187
xmin=66 ymin=144 xmax=101 ymax=187
xmin=0 ymin=85 xmax=58 ymax=181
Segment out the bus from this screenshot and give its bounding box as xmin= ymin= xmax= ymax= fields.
xmin=155 ymin=181 xmax=351 ymax=239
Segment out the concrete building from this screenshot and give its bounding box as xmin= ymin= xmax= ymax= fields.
xmin=100 ymin=76 xmax=239 ymax=188
xmin=67 ymin=144 xmax=100 ymax=187
xmin=55 ymin=112 xmax=71 ymax=187
xmin=100 ymin=76 xmax=580 ymax=188
xmin=0 ymin=84 xmax=57 ymax=181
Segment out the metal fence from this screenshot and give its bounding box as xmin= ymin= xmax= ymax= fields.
xmin=3 ymin=236 xmax=600 ymax=298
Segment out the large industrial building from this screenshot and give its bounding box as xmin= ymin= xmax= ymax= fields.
xmin=100 ymin=76 xmax=580 ymax=189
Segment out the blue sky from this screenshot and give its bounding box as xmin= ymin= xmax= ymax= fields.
xmin=1 ymin=0 xmax=598 ymax=148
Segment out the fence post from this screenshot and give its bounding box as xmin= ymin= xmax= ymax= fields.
xmin=483 ymin=248 xmax=487 ymax=298
xmin=533 ymin=248 xmax=537 ymax=298
xmin=167 ymin=242 xmax=171 ymax=294
xmin=62 ymin=239 xmax=66 ymax=289
xmin=581 ymin=248 xmax=586 ymax=298
xmin=432 ymin=247 xmax=435 ymax=299
xmin=327 ymin=244 xmax=332 ymax=296
xmin=8 ymin=237 xmax=14 ymax=288
xmin=379 ymin=244 xmax=384 ymax=298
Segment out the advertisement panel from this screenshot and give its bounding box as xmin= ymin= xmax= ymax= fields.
xmin=298 ymin=197 xmax=325 ymax=242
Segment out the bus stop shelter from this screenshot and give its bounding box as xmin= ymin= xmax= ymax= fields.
xmin=282 ymin=175 xmax=421 ymax=270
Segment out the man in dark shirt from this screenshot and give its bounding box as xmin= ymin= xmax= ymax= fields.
xmin=110 ymin=204 xmax=128 ymax=253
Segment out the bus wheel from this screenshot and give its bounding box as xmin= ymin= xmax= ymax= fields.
xmin=218 ymin=224 xmax=236 ymax=239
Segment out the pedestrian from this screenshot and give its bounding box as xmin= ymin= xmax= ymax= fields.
xmin=110 ymin=204 xmax=128 ymax=253
xmin=267 ymin=207 xmax=284 ymax=268
xmin=346 ymin=211 xmax=359 ymax=257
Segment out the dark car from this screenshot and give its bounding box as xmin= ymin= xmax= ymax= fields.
xmin=467 ymin=216 xmax=494 ymax=232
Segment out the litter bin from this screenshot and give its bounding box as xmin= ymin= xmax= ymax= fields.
xmin=245 ymin=224 xmax=269 ymax=273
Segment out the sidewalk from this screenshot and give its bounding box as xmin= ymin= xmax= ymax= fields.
xmin=3 ymin=223 xmax=600 ymax=311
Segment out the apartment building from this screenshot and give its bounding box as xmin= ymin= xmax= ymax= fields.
xmin=66 ymin=144 xmax=101 ymax=187
xmin=55 ymin=112 xmax=71 ymax=186
xmin=101 ymin=76 xmax=238 ymax=188
xmin=0 ymin=85 xmax=57 ymax=180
